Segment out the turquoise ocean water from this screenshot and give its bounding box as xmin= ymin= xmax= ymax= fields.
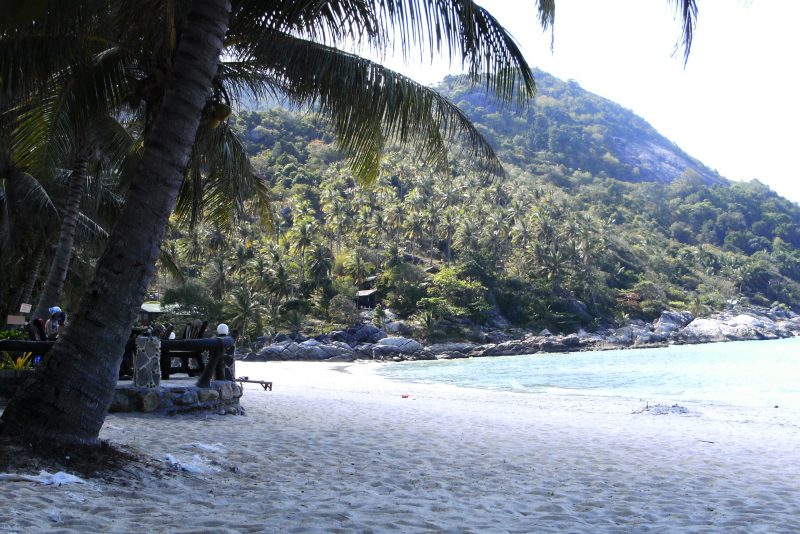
xmin=378 ymin=337 xmax=800 ymax=411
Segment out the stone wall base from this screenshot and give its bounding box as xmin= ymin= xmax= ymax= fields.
xmin=110 ymin=380 xmax=244 ymax=415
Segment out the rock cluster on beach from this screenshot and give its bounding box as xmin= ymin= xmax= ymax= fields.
xmin=109 ymin=380 xmax=244 ymax=415
xmin=240 ymin=304 xmax=800 ymax=363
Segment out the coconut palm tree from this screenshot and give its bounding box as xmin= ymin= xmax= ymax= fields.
xmin=308 ymin=242 xmax=334 ymax=290
xmin=292 ymin=220 xmax=315 ymax=289
xmin=225 ymin=285 xmax=264 ymax=339
xmin=1 ymin=0 xmax=232 ymax=444
xmin=17 ymin=114 xmax=134 ymax=320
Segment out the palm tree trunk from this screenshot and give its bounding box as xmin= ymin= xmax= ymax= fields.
xmin=20 ymin=242 xmax=46 ymax=306
xmin=0 ymin=0 xmax=231 ymax=447
xmin=33 ymin=157 xmax=88 ymax=319
xmin=0 ymin=167 xmax=24 ymax=322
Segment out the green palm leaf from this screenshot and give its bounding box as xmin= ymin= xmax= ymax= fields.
xmin=175 ymin=120 xmax=272 ymax=230
xmin=228 ymin=33 xmax=503 ymax=181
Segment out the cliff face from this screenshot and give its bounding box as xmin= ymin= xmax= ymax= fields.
xmin=437 ymin=70 xmax=725 ymax=186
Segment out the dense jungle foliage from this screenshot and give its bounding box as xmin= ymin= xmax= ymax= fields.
xmin=147 ymin=71 xmax=800 ymax=341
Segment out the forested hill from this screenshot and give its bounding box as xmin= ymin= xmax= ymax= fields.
xmin=159 ymin=70 xmax=800 ymax=340
xmin=437 ymin=70 xmax=724 ymax=186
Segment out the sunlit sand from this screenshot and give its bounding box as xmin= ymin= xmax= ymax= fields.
xmin=2 ymin=360 xmax=799 ymax=532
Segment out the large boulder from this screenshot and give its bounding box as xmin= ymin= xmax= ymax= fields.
xmin=475 ymin=338 xmax=537 ymax=357
xmin=245 ymin=339 xmax=355 ymax=361
xmin=675 ymin=318 xmax=735 ymax=343
xmin=347 ymin=325 xmax=387 ymax=344
xmin=354 ymin=343 xmax=375 ymax=358
xmin=383 ymin=320 xmax=412 ymax=335
xmin=375 ymin=336 xmax=423 ymax=353
xmin=607 ymin=324 xmax=650 ymax=346
xmin=539 ymin=334 xmax=581 ymax=353
xmin=654 ymin=310 xmax=694 ymax=337
xmin=330 ymin=330 xmax=356 ymax=346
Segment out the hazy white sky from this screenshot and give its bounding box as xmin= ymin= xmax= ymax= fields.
xmin=381 ymin=0 xmax=800 ymax=203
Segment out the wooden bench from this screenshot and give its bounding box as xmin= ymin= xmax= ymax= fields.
xmin=235 ymin=377 xmax=273 ymax=391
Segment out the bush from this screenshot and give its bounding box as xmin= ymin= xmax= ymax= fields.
xmin=425 ymin=266 xmax=490 ymax=321
xmin=328 ymin=294 xmax=360 ymax=326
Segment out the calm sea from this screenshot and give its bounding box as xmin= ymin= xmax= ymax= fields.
xmin=378 ymin=337 xmax=800 ymax=411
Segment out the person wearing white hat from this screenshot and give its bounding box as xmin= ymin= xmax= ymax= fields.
xmin=216 ymin=323 xmax=229 ymax=336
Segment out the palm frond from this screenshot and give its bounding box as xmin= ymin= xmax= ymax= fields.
xmin=10 ymin=46 xmax=131 ymax=173
xmin=672 ymin=0 xmax=698 ymax=64
xmin=8 ymin=170 xmax=58 ymax=229
xmin=175 ymin=121 xmax=272 ymax=230
xmin=230 ymin=0 xmax=537 ymax=103
xmin=0 ymin=1 xmax=114 ymax=97
xmin=230 ymin=33 xmax=501 ymax=182
xmin=74 ymin=211 xmax=109 ymax=244
xmin=158 ymin=246 xmax=186 ymax=285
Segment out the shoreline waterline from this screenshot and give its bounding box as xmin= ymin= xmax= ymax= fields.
xmin=374 ymin=336 xmax=800 ymax=413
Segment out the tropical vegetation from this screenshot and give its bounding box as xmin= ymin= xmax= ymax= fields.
xmin=0 ymin=0 xmax=567 ymax=447
xmin=152 ymin=77 xmax=800 ymax=343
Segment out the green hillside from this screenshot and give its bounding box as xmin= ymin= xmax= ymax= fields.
xmin=158 ymin=71 xmax=800 ymax=340
xmin=441 ymin=70 xmax=726 ymax=186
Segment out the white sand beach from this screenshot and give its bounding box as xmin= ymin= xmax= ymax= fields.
xmin=2 ymin=360 xmax=799 ymax=533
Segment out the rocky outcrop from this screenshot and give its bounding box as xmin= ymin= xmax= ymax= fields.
xmin=468 ymin=332 xmax=585 ymax=358
xmin=243 ymin=339 xmax=356 ymax=362
xmin=670 ymin=308 xmax=800 ymax=344
xmin=238 ymin=305 xmax=800 ymax=363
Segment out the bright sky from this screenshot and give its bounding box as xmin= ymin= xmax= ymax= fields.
xmin=381 ymin=0 xmax=800 ymax=203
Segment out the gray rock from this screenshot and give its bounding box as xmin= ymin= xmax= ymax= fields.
xmin=330 ymin=330 xmax=356 ymax=345
xmin=348 ymin=325 xmax=386 ymax=344
xmin=140 ymin=391 xmax=161 ymax=412
xmin=384 ymin=320 xmax=411 ymax=335
xmin=427 ymin=342 xmax=478 ymax=355
xmin=415 ymin=350 xmax=437 ymax=360
xmin=539 ymin=335 xmax=581 ymax=353
xmin=176 ymin=390 xmax=199 ymax=406
xmin=564 ymin=299 xmax=592 ymax=321
xmin=677 ymin=318 xmax=737 ymax=343
xmin=198 ymin=389 xmax=220 ymax=402
xmin=653 ymin=310 xmax=694 ymax=337
xmin=372 ymin=345 xmax=404 ymax=360
xmin=375 ymin=336 xmax=423 ymax=354
xmin=634 ymin=332 xmax=665 ymax=346
xmin=485 ymin=309 xmax=511 ymax=329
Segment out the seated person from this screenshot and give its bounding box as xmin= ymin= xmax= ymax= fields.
xmin=44 ymin=306 xmax=66 ymax=340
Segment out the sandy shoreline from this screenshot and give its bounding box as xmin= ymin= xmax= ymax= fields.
xmin=2 ymin=361 xmax=799 ymax=533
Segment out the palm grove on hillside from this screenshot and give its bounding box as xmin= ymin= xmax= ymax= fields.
xmin=0 ymin=0 xmax=585 ymax=447
xmin=155 ymin=99 xmax=800 ymax=345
